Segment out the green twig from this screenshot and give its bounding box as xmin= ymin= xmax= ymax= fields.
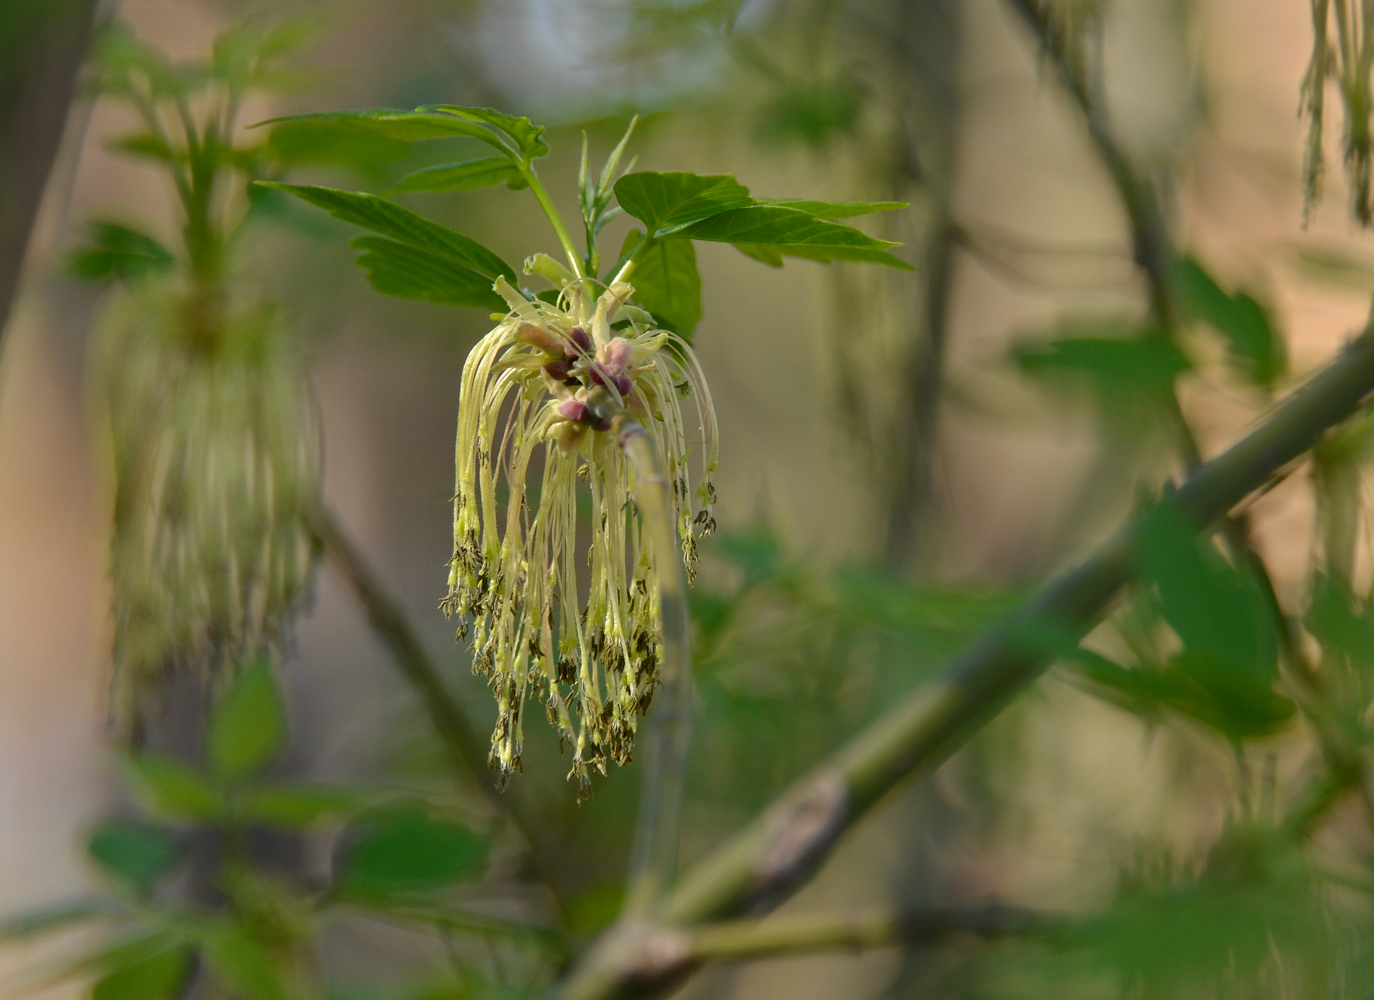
xmin=556 ymin=905 xmax=1049 ymax=998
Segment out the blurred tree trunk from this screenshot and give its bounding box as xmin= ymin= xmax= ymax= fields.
xmin=827 ymin=0 xmax=960 ymax=572
xmin=0 ymin=0 xmax=100 ymax=344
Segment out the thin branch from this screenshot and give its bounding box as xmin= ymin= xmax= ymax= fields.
xmin=552 ymin=319 xmax=1374 ymax=1000
xmin=558 ymin=906 xmax=1050 ymax=997
xmin=583 ymin=388 xmax=694 ymax=918
xmin=306 ymin=504 xmax=556 ymax=875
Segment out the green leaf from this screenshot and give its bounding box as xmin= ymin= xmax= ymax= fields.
xmin=88 ymin=820 xmax=183 ymax=895
xmin=121 ymin=753 xmax=219 ymax=822
xmin=350 ymin=236 xmax=507 ymax=309
xmin=1174 ymin=256 xmax=1285 ymax=389
xmin=417 ymin=105 xmax=549 ymax=163
xmin=756 ymin=199 xmax=907 ymax=219
xmin=258 ymin=183 xmax=514 ymax=282
xmin=256 ymin=183 xmax=514 ymax=309
xmin=107 ymin=132 xmax=178 ymax=163
xmin=239 ymin=783 xmax=384 ymax=828
xmin=388 ymin=156 xmax=526 ymax=195
xmin=1014 ymin=332 xmax=1191 ymax=400
xmin=1133 ymin=507 xmax=1293 ymax=739
xmin=264 ymin=119 xmax=412 ymax=181
xmin=613 ymin=171 xmax=754 ymax=236
xmin=200 ymin=929 xmax=287 ymax=1000
xmin=620 ymin=229 xmax=701 ymax=337
xmin=1306 ymin=574 xmax=1374 ymax=674
xmin=256 ymin=108 xmax=514 ymax=154
xmin=1138 ymin=507 xmax=1277 ymax=677
xmin=0 ymin=901 xmax=113 ymax=944
xmin=66 ymin=223 xmax=175 ymax=282
xmin=335 ymin=811 xmax=487 ymax=902
xmin=92 ymin=945 xmax=192 ymax=1000
xmin=677 ymin=205 xmax=912 ymax=268
xmin=207 ymin=659 xmax=287 ymax=782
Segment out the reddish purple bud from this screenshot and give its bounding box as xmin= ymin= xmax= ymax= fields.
xmin=601 ymin=337 xmax=632 ymax=375
xmin=614 ymin=374 xmax=633 ymax=398
xmin=514 ymin=322 xmax=562 ymax=356
xmin=557 ymin=399 xmax=589 ymax=423
xmin=567 ymin=326 xmax=593 ymax=356
xmin=543 ymin=360 xmax=571 ymax=381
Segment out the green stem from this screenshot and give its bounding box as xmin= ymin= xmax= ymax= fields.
xmin=522 ymin=164 xmax=586 ymax=280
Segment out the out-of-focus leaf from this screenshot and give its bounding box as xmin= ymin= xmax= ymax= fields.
xmin=1307 ymin=574 xmax=1374 ymax=675
xmin=388 ymin=156 xmax=526 ymax=195
xmin=88 ymin=820 xmax=183 ymax=895
xmin=565 ymin=882 xmax=624 ymax=937
xmin=1014 ymin=332 xmax=1190 ymax=401
xmin=620 ymin=229 xmax=701 ymax=337
xmin=417 ymin=105 xmax=549 ymax=163
xmin=238 ymin=783 xmax=384 ymax=828
xmin=0 ymin=901 xmax=114 ymax=944
xmin=678 ymin=205 xmax=912 ymax=269
xmin=120 ymin=754 xmax=219 ymax=822
xmin=16 ymin=930 xmax=184 ymax=996
xmin=1138 ymin=508 xmax=1277 ymax=677
xmin=757 ymin=199 xmax=907 ymax=219
xmin=200 ymin=929 xmax=287 ymax=1000
xmin=264 ymin=119 xmax=412 ymax=181
xmin=207 ymin=659 xmax=286 ymax=782
xmin=756 ymin=77 xmax=866 ymax=149
xmin=66 ymin=223 xmax=175 ymax=282
xmin=335 ymin=811 xmax=487 ymax=902
xmin=107 ymin=133 xmax=177 ymax=163
xmin=1174 ymin=256 xmax=1285 ymax=389
xmin=92 ymin=945 xmax=193 ymax=1000
xmin=1129 ymin=507 xmax=1294 ymax=739
xmin=613 ymin=171 xmax=753 ymax=236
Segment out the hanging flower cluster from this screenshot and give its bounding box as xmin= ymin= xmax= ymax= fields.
xmin=95 ymin=280 xmax=320 ymax=737
xmin=443 ymin=276 xmax=717 ymax=786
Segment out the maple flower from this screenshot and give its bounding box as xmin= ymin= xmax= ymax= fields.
xmin=443 ymin=276 xmax=717 ymax=787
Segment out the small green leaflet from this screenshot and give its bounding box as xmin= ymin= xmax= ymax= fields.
xmin=620 ymin=229 xmax=702 ymax=337
xmin=257 ymin=182 xmax=514 ymax=310
xmin=207 ymin=659 xmax=286 ymax=782
xmin=679 ymin=205 xmax=912 ymax=269
xmin=1173 ymin=256 xmax=1285 ymax=390
xmin=120 ymin=754 xmax=220 ymax=823
xmin=335 ymin=811 xmax=488 ymax=902
xmin=88 ymin=820 xmax=183 ymax=896
xmin=67 ymin=222 xmax=175 ymax=282
xmin=613 ymin=172 xmax=754 ymax=236
xmin=92 ymin=945 xmax=192 ymax=1000
xmin=389 ymin=156 xmax=527 ymax=195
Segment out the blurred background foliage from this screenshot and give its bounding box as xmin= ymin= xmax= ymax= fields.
xmin=7 ymin=0 xmax=1374 ymax=999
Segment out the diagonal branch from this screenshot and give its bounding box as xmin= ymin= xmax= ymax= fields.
xmin=563 ymin=905 xmax=1051 ymax=994
xmin=307 ymin=504 xmax=560 ymax=891
xmin=553 ymin=319 xmax=1374 ymax=1000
